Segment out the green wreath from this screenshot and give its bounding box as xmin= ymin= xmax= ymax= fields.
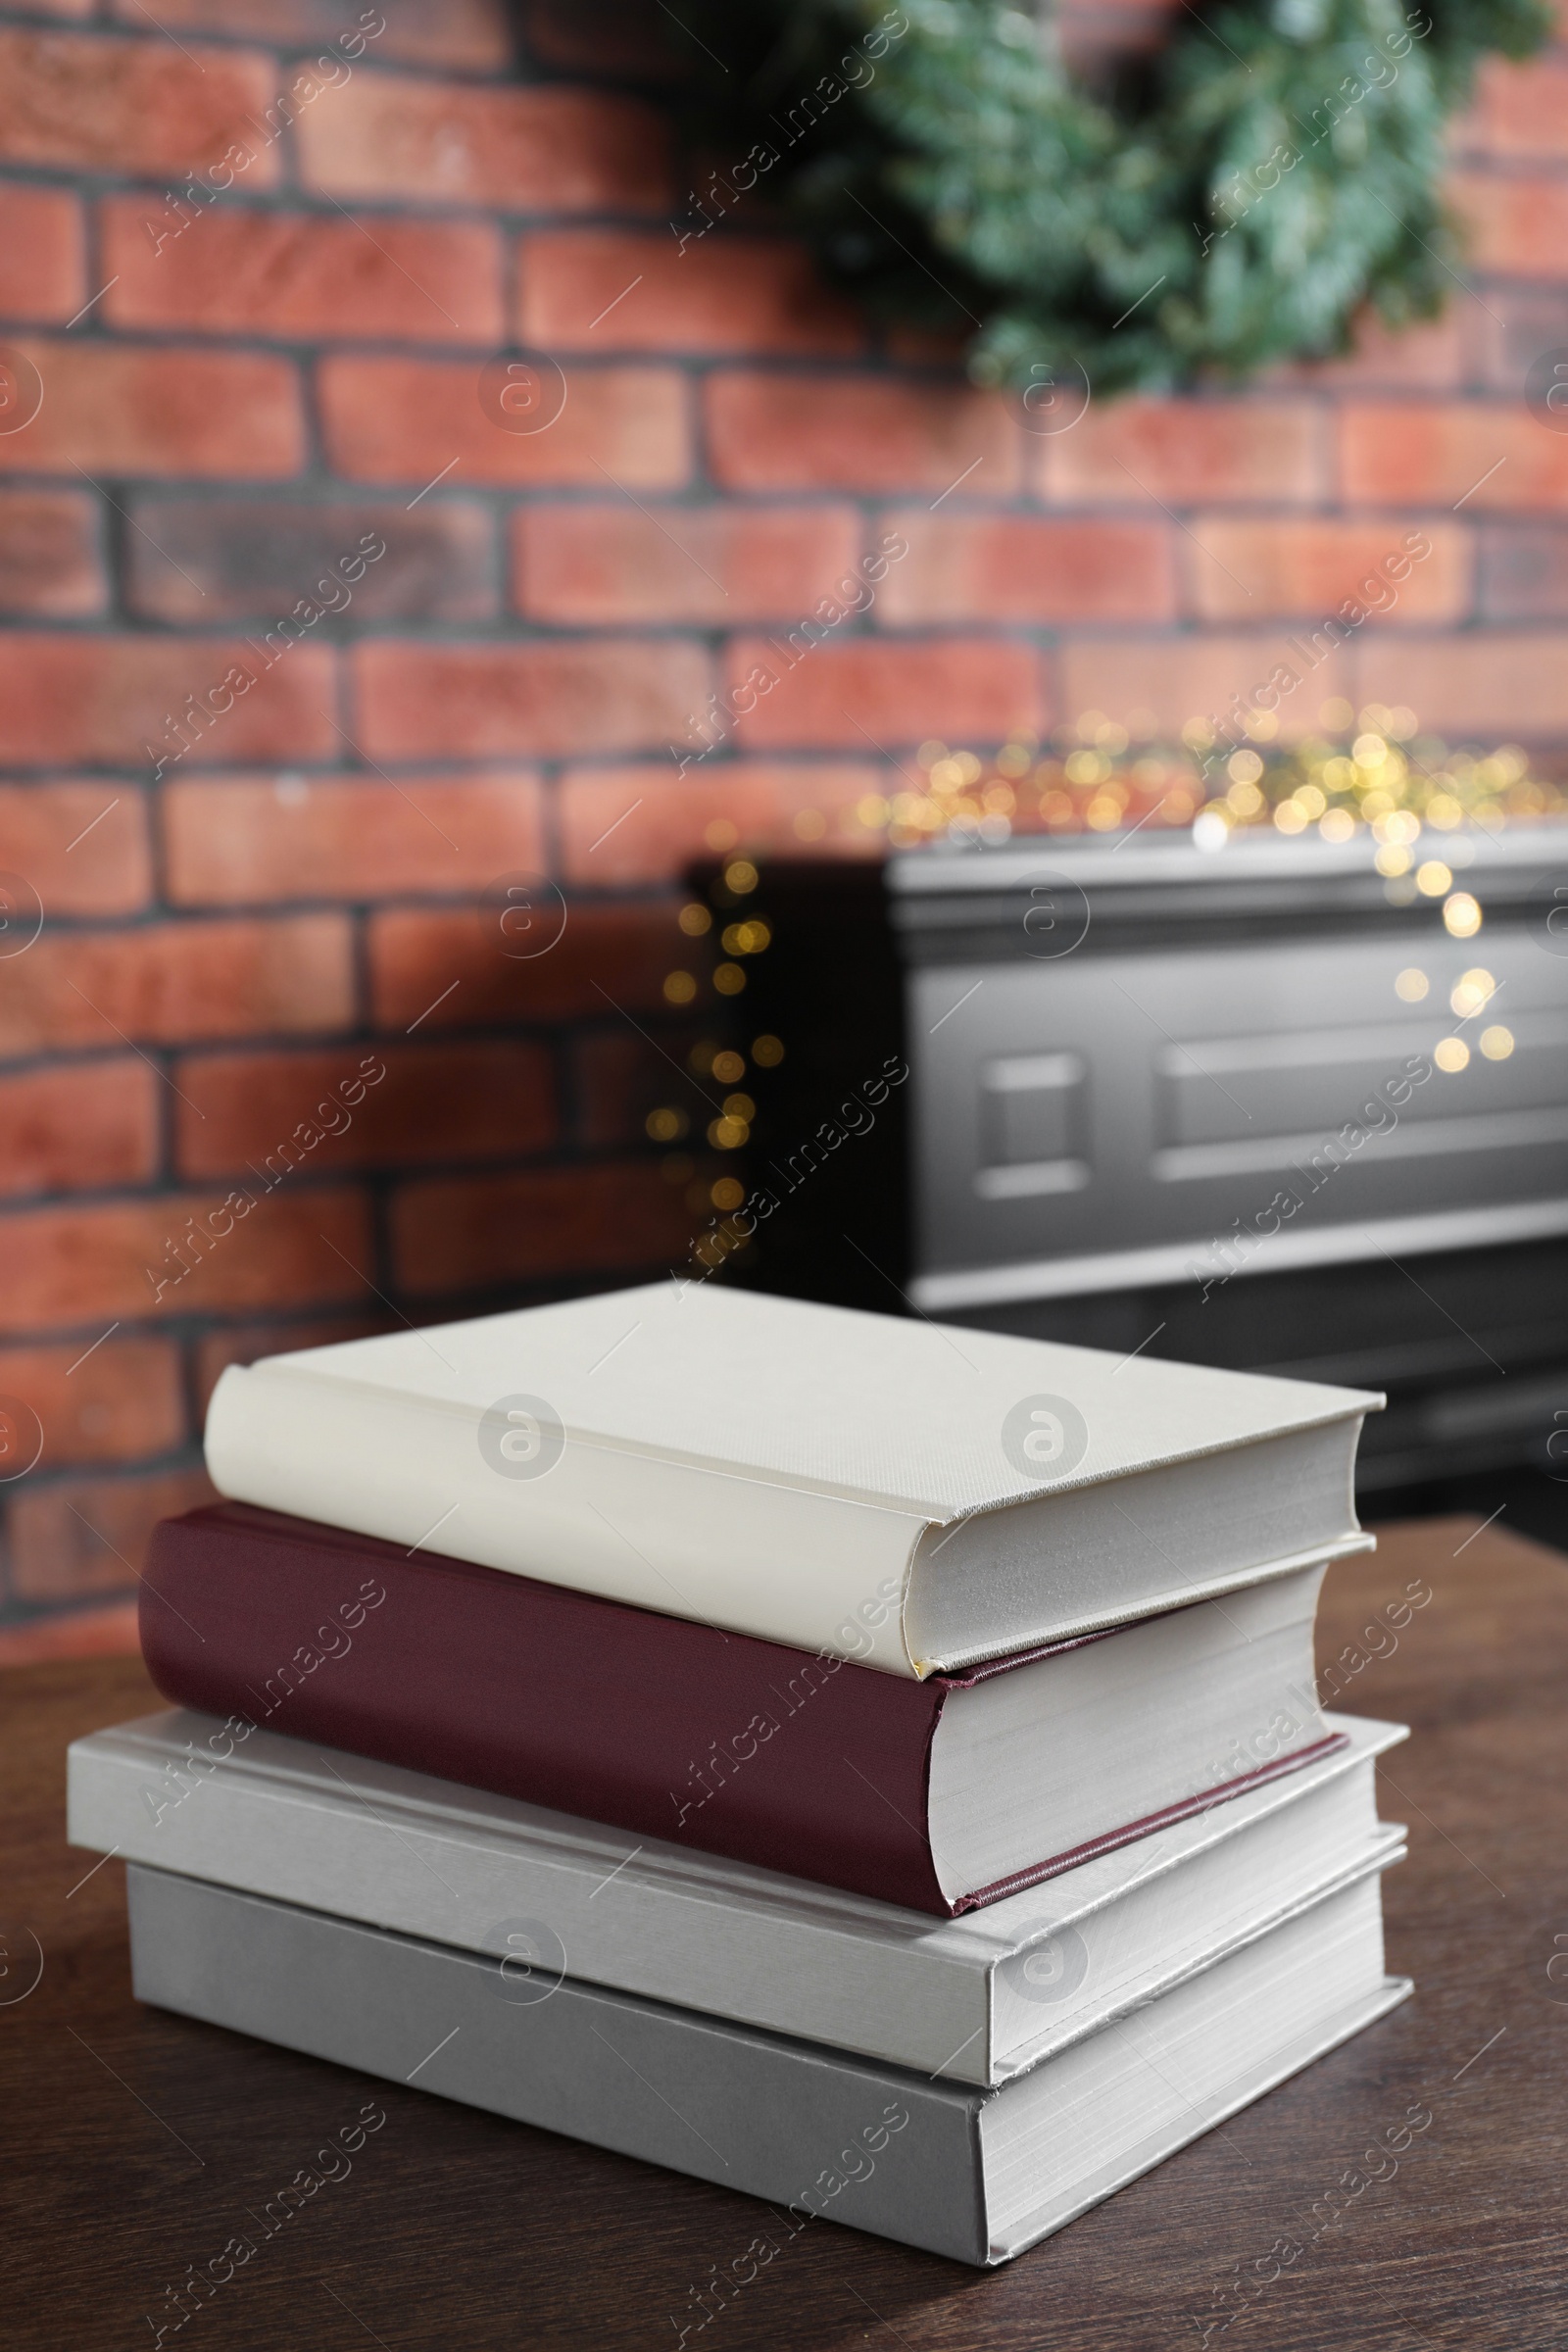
xmin=675 ymin=0 xmax=1547 ymax=392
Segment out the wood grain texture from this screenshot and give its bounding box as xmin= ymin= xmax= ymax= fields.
xmin=2 ymin=1517 xmax=1564 ymax=2350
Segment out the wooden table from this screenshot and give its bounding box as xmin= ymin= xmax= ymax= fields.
xmin=4 ymin=1518 xmax=1565 ymax=2351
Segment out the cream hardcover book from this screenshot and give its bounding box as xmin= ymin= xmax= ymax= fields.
xmin=204 ymin=1281 xmax=1379 ymax=1676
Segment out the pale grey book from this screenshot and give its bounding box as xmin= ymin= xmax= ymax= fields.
xmin=125 ymin=1864 xmax=1411 ymax=2267
xmin=72 ymin=1708 xmax=1406 ymax=2086
xmin=203 ymin=1280 xmax=1378 ymax=1674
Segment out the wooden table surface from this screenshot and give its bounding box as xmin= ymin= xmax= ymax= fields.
xmin=3 ymin=1516 xmax=1565 ymax=2352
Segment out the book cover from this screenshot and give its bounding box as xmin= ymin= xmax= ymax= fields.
xmin=204 ymin=1282 xmax=1379 ymax=1674
xmin=140 ymin=1501 xmax=1345 ymax=1917
xmin=125 ymin=1864 xmax=1410 ymax=2268
xmin=71 ymin=1704 xmax=1407 ymax=2084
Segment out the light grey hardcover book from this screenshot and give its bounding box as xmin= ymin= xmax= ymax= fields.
xmin=126 ymin=1865 xmax=1411 ymax=2267
xmin=72 ymin=1710 xmax=1407 ymax=2085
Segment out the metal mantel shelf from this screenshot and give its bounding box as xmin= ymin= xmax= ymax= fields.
xmin=887 ymin=823 xmax=1567 ymax=959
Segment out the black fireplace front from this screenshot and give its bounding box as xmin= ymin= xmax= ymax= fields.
xmin=693 ymin=826 xmax=1568 ymax=1498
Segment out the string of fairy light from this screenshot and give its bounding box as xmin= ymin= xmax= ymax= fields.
xmin=647 ymin=855 xmax=783 ymax=1244
xmin=858 ymin=702 xmax=1564 ymax=860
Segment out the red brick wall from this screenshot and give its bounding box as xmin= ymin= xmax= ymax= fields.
xmin=0 ymin=0 xmax=1564 ymax=1644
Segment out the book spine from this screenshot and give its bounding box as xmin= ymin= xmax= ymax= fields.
xmin=138 ymin=1508 xmax=952 ymax=1915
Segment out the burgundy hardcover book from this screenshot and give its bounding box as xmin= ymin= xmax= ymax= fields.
xmin=139 ymin=1502 xmax=1342 ymax=1918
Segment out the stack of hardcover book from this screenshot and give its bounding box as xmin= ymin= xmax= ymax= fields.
xmin=69 ymin=1283 xmax=1411 ymax=2267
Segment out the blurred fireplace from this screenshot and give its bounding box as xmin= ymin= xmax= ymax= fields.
xmin=696 ymin=830 xmax=1568 ymax=1495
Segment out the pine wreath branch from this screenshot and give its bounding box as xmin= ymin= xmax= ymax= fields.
xmin=673 ymin=0 xmax=1549 ymax=392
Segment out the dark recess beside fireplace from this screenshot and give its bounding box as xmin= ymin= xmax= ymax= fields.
xmin=696 ymin=829 xmax=1568 ymax=1511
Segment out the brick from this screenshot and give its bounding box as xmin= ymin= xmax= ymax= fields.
xmin=514 ymin=503 xmax=862 ymax=624
xmin=368 ymin=900 xmax=687 ymax=1030
xmin=391 ymin=1160 xmax=693 ymax=1295
xmin=1478 ymin=524 xmax=1568 ymax=617
xmin=0 ymin=1061 xmax=158 ymax=1199
xmin=104 ymin=199 xmax=503 ymax=345
xmin=1039 ymin=399 xmax=1322 ymax=504
xmin=194 ymin=1312 xmax=390 ymax=1414
xmin=1059 ymin=634 xmax=1353 ymax=740
xmin=352 ymin=638 xmax=710 ymax=760
xmin=1469 ymin=56 xmax=1568 ymax=159
xmin=0 ymin=339 xmax=303 ymax=479
xmin=724 ymin=636 xmax=1046 ymax=750
xmin=1477 ymin=286 xmax=1568 ymax=392
xmin=0 ymin=915 xmax=354 ymax=1054
xmin=878 ymin=514 xmax=1175 ymax=623
xmin=1345 ymin=631 xmax=1568 ymax=736
xmin=559 ymin=761 xmax=882 ymax=884
xmin=0 ymin=1603 xmax=139 ymax=1663
xmin=318 ymin=356 xmax=689 ymax=490
xmin=1452 ymin=172 xmax=1568 ymax=281
xmin=0 ymin=636 xmax=336 ymax=766
xmin=0 ymin=183 xmax=83 ymax=321
xmin=9 ymin=1466 xmax=220 ymax=1603
xmin=0 ymin=489 xmax=104 ymax=617
xmin=572 ymin=1030 xmax=687 ymax=1151
xmin=524 ymin=0 xmax=679 ymax=77
xmin=0 ymin=1183 xmax=372 ymax=1337
xmin=1057 ymin=0 xmax=1175 ymax=68
xmin=518 ymin=232 xmax=862 ymax=356
xmin=165 ymin=771 xmax=544 ymax=904
xmin=296 ymin=74 xmax=669 ymax=211
xmin=128 ymin=498 xmax=497 ymax=625
xmin=1181 ymin=519 xmax=1470 ymax=623
xmin=1338 ymin=404 xmax=1568 ymax=510
xmin=884 ymin=324 xmax=970 ymax=368
xmin=0 ymin=29 xmax=278 ymax=180
xmin=174 ymin=1040 xmax=557 ymax=1176
xmin=706 ymin=373 xmax=1019 ymax=494
xmin=1290 ymin=305 xmax=1471 ymax=393
xmin=0 ymin=1335 xmax=182 ymax=1467
xmin=0 ymin=783 xmax=151 ymax=912
xmin=108 ymin=0 xmax=514 ymax=71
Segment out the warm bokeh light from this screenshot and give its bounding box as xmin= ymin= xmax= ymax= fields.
xmin=1450 ymin=969 xmax=1495 ymax=1016
xmin=860 ymin=708 xmax=1559 ymax=857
